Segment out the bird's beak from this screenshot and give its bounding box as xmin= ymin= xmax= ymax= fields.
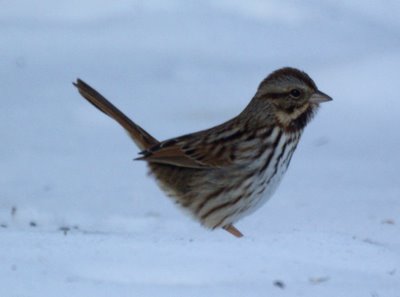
xmin=309 ymin=90 xmax=332 ymax=104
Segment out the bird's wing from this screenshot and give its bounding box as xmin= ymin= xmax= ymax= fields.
xmin=135 ymin=125 xmax=247 ymax=169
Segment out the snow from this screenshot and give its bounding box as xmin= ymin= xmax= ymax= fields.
xmin=1 ymin=1 xmax=399 ymax=296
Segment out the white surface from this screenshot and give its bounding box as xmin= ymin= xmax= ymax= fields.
xmin=1 ymin=1 xmax=399 ymax=296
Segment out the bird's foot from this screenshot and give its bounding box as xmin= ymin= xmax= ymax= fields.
xmin=223 ymin=224 xmax=243 ymax=238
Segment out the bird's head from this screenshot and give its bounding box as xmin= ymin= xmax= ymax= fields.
xmin=249 ymin=67 xmax=332 ymax=131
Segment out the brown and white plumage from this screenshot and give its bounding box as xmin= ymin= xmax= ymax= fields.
xmin=74 ymin=67 xmax=331 ymax=237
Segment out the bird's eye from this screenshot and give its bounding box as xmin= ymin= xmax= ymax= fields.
xmin=290 ymin=89 xmax=301 ymax=98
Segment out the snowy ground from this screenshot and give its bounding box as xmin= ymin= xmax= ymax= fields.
xmin=1 ymin=1 xmax=400 ymax=296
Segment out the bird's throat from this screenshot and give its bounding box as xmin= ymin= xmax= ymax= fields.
xmin=275 ymin=103 xmax=317 ymax=132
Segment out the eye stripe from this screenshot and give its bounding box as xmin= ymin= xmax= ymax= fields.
xmin=263 ymin=92 xmax=291 ymax=99
xmin=262 ymin=89 xmax=303 ymax=99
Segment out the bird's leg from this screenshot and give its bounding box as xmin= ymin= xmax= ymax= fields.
xmin=223 ymin=224 xmax=243 ymax=238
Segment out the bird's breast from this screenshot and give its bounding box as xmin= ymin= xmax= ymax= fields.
xmin=237 ymin=129 xmax=301 ymax=218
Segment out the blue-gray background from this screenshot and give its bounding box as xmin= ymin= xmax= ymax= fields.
xmin=1 ymin=1 xmax=399 ymax=296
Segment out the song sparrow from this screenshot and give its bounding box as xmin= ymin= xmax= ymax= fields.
xmin=74 ymin=67 xmax=331 ymax=237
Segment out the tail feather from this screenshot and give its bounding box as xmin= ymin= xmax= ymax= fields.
xmin=73 ymin=79 xmax=159 ymax=150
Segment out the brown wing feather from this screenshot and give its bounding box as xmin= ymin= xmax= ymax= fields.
xmin=136 ymin=143 xmax=207 ymax=168
xmin=136 ymin=124 xmax=245 ymax=169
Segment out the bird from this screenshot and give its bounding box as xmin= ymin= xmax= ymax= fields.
xmin=73 ymin=67 xmax=331 ymax=238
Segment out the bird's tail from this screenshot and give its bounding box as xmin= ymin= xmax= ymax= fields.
xmin=73 ymin=79 xmax=159 ymax=150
